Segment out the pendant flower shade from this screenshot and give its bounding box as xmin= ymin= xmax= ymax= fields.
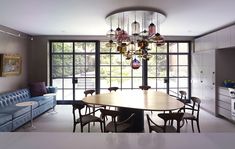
xmin=105 ymin=8 xmax=166 ymax=69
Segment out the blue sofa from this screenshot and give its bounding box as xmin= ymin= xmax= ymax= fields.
xmin=0 ymin=87 xmax=56 ymax=132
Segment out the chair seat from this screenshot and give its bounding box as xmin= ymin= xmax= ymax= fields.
xmin=150 ymin=125 xmax=177 ymax=133
xmin=183 ymin=113 xmax=196 ymax=120
xmin=106 ymin=121 xmax=132 ymax=132
xmin=0 ymin=105 xmax=30 ymax=118
xmin=77 ymin=115 xmax=101 ymax=125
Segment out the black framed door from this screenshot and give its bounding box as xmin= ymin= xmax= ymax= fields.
xmin=50 ymin=41 xmax=99 ymax=104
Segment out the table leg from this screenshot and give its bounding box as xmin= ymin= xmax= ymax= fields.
xmin=118 ymin=107 xmax=144 ymax=132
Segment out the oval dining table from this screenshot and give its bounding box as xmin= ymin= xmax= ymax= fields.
xmin=83 ymin=90 xmax=184 ymax=132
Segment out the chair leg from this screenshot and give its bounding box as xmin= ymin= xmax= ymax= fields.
xmin=73 ymin=123 xmax=76 ymax=132
xmin=100 ymin=122 xmax=103 ymax=132
xmin=191 ymin=120 xmax=194 ymax=133
xmin=196 ymin=120 xmax=200 ymax=133
xmin=81 ymin=125 xmax=83 ymax=133
xmin=88 ymin=123 xmax=90 ymax=132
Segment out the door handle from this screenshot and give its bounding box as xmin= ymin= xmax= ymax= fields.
xmin=73 ymin=78 xmax=78 ymax=84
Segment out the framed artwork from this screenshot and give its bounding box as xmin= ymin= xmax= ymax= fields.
xmin=0 ymin=54 xmax=22 ymax=77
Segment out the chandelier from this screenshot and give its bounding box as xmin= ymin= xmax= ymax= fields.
xmin=105 ymin=8 xmax=166 ymax=69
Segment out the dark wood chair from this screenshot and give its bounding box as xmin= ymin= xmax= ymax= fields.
xmin=108 ymin=87 xmax=119 ymax=92
xmin=179 ymin=96 xmax=201 ymax=133
xmin=139 ymin=85 xmax=151 ymax=90
xmin=84 ymin=89 xmax=104 ymax=114
xmin=72 ymin=101 xmax=103 ymax=132
xmin=146 ymin=112 xmax=184 ymax=133
xmin=179 ymin=90 xmax=187 ymax=103
xmin=100 ymin=109 xmax=135 ymax=132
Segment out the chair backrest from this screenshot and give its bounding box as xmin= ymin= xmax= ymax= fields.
xmin=191 ymin=96 xmax=201 ymax=119
xmin=72 ymin=101 xmax=86 ymax=123
xmin=158 ymin=112 xmax=184 ymax=132
xmin=179 ymin=90 xmax=187 ymax=100
xmin=108 ymin=87 xmax=119 ymax=92
xmin=100 ymin=109 xmax=135 ymax=132
xmin=139 ymin=85 xmax=151 ymax=90
xmin=84 ymin=89 xmax=95 ymax=97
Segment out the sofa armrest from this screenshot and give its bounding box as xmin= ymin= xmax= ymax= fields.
xmin=46 ymin=86 xmax=57 ymax=93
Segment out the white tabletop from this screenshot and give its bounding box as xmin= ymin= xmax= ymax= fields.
xmin=0 ymin=133 xmax=234 ymax=149
xmin=16 ymin=101 xmax=37 ymax=107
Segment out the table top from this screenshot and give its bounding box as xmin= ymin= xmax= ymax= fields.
xmin=0 ymin=132 xmax=234 ymax=149
xmin=16 ymin=101 xmax=37 ymax=107
xmin=83 ymin=90 xmax=184 ymax=111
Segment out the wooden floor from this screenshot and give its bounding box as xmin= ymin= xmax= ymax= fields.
xmin=16 ymin=105 xmax=235 ymax=133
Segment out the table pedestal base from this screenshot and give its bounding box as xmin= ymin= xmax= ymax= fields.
xmin=118 ymin=108 xmax=144 ymax=132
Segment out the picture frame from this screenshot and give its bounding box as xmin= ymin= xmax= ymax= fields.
xmin=0 ymin=54 xmax=22 ymax=77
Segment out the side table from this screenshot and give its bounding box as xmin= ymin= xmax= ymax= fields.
xmin=16 ymin=101 xmax=37 ymax=128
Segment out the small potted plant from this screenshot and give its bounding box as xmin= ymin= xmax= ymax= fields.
xmin=223 ymin=80 xmax=235 ymax=88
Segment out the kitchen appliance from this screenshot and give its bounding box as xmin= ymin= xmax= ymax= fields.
xmin=228 ymin=88 xmax=235 ymax=120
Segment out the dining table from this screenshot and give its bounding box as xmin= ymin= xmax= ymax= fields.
xmin=83 ymin=90 xmax=184 ymax=132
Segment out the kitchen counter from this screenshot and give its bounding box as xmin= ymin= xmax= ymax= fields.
xmin=0 ymin=132 xmax=235 ymax=149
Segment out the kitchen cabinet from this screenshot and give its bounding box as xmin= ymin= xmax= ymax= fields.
xmin=194 ymin=32 xmax=216 ymax=52
xmin=216 ymin=27 xmax=231 ymax=49
xmin=191 ymin=50 xmax=216 ymax=114
xmin=230 ymin=25 xmax=235 ymax=47
xmin=217 ymin=87 xmax=231 ymax=120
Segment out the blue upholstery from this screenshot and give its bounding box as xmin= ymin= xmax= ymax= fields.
xmin=0 ymin=114 xmax=12 ymax=125
xmin=0 ymin=87 xmax=57 ymax=131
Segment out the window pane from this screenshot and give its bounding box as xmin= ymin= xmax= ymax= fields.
xmin=122 ymin=66 xmax=132 ymax=77
xmin=52 ymin=42 xmax=63 ymax=53
xmin=133 ymin=67 xmax=142 ymax=77
xmin=63 ymin=67 xmax=73 ymax=77
xmin=77 ymin=78 xmax=86 ymax=88
xmin=86 ymin=55 xmax=95 ymax=66
xmin=56 ymin=89 xmax=63 ymax=100
xmin=100 ymin=54 xmax=110 ymax=65
xmin=100 ymin=66 xmax=110 ymax=77
xmin=148 ymin=78 xmax=156 ymax=88
xmin=75 ymin=67 xmax=85 ymax=76
xmin=122 ymin=78 xmax=132 ymax=88
xmin=179 ymin=43 xmax=189 ymax=53
xmin=111 ymin=78 xmax=121 ymax=88
xmin=156 ymin=55 xmax=167 ymax=65
xmin=179 ymin=78 xmax=188 ymax=88
xmin=111 ymin=54 xmax=121 ymax=65
xmin=169 ymin=78 xmax=178 ymax=88
xmin=148 ymin=66 xmax=156 ymax=77
xmin=157 ymin=78 xmax=166 ymax=88
xmin=157 ymin=66 xmax=167 ymax=77
xmin=75 ymin=54 xmax=85 ymax=65
xmin=133 ymin=78 xmax=142 ymax=88
xmin=111 ymin=66 xmax=121 ymax=77
xmin=63 ymin=55 xmax=73 ymax=66
xmin=169 ymin=66 xmax=178 ymax=77
xmin=52 ymin=55 xmax=63 ymax=66
xmin=169 ymin=55 xmax=178 ymax=65
xmin=179 ymin=55 xmax=188 ymax=65
xmin=100 ymin=77 xmax=110 ymax=88
xmin=63 ymin=42 xmax=73 ymax=53
xmin=75 ymin=42 xmax=85 ymax=53
xmin=52 ymin=78 xmax=62 ymax=88
xmin=157 ymin=44 xmax=167 ymax=53
xmin=63 ymin=90 xmax=73 ymax=100
xmin=86 ymin=43 xmax=96 ymax=53
xmin=64 ymin=78 xmax=72 ymax=89
xmin=179 ymin=66 xmax=188 ymax=77
xmin=52 ymin=67 xmax=63 ymax=77
xmin=169 ymin=43 xmax=177 ymax=53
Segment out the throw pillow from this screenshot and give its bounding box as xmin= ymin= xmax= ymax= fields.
xmin=29 ymin=82 xmax=47 ymax=97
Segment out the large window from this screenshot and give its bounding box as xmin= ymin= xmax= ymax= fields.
xmin=50 ymin=41 xmax=190 ymax=102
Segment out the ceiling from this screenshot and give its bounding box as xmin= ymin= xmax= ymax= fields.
xmin=0 ymin=0 xmax=235 ymax=36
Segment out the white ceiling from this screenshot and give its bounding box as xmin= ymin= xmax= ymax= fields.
xmin=0 ymin=0 xmax=235 ymax=36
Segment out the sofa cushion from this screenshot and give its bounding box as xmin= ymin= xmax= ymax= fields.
xmin=30 ymin=96 xmax=53 ymax=106
xmin=0 ymin=105 xmax=30 ymax=118
xmin=29 ymin=82 xmax=47 ymax=97
xmin=0 ymin=114 xmax=12 ymax=125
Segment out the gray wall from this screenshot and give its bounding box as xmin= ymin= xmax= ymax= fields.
xmin=0 ymin=25 xmax=30 ymax=93
xmin=216 ymin=48 xmax=235 ymax=86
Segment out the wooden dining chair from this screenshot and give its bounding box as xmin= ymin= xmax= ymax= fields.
xmin=179 ymin=90 xmax=187 ymax=103
xmin=179 ymin=96 xmax=201 ymax=133
xmin=100 ymin=109 xmax=135 ymax=132
xmin=108 ymin=87 xmax=119 ymax=92
xmin=72 ymin=101 xmax=103 ymax=133
xmin=84 ymin=89 xmax=105 ymax=114
xmin=146 ymin=112 xmax=184 ymax=133
xmin=139 ymin=85 xmax=151 ymax=90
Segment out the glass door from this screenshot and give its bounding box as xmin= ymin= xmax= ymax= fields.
xmin=50 ymin=41 xmax=97 ymax=104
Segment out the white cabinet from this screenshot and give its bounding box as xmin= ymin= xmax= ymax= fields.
xmin=191 ymin=50 xmax=216 ymax=114
xmin=216 ymin=27 xmax=231 ymax=49
xmin=194 ymin=32 xmax=216 ymax=52
xmin=230 ymin=25 xmax=235 ymax=47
